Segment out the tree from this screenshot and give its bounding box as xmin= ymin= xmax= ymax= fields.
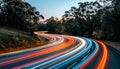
xmin=61 ymin=1 xmax=102 ymax=37
xmin=101 ymin=0 xmax=120 ymax=41
xmin=46 ymin=16 xmax=61 ymax=33
xmin=112 ymin=0 xmax=120 ymax=41
xmin=0 ymin=0 xmax=44 ymax=31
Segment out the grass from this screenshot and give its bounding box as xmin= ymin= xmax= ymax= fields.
xmin=0 ymin=26 xmax=46 ymax=53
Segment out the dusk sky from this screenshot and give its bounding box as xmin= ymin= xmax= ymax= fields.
xmin=25 ymin=0 xmax=96 ymax=19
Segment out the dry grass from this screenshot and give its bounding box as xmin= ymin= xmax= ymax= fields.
xmin=0 ymin=27 xmax=46 ymax=53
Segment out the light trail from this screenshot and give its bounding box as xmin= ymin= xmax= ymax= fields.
xmin=0 ymin=34 xmax=65 ymax=66
xmin=31 ymin=36 xmax=86 ymax=69
xmin=12 ymin=36 xmax=82 ymax=69
xmin=0 ymin=32 xmax=110 ymax=69
xmin=0 ymin=35 xmax=76 ymax=67
xmin=96 ymin=40 xmax=109 ymax=69
xmin=72 ymin=39 xmax=99 ymax=69
xmin=0 ymin=34 xmax=58 ymax=56
xmin=78 ymin=41 xmax=99 ymax=69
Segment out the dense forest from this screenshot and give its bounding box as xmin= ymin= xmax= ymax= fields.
xmin=45 ymin=0 xmax=120 ymax=41
xmin=0 ymin=0 xmax=120 ymax=41
xmin=0 ymin=0 xmax=44 ymax=34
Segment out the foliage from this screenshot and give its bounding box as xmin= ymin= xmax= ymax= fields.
xmin=45 ymin=0 xmax=120 ymax=41
xmin=46 ymin=16 xmax=62 ymax=34
xmin=0 ymin=0 xmax=44 ymax=32
xmin=0 ymin=27 xmax=46 ymax=53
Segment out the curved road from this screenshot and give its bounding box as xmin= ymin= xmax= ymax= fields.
xmin=0 ymin=32 xmax=120 ymax=69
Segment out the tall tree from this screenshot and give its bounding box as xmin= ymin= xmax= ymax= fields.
xmin=0 ymin=0 xmax=44 ymax=31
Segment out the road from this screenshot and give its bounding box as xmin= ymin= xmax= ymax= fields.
xmin=0 ymin=32 xmax=120 ymax=69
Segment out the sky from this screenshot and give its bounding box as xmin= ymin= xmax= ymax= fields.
xmin=25 ymin=0 xmax=96 ymax=20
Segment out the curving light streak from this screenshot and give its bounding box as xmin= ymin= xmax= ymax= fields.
xmin=12 ymin=36 xmax=82 ymax=69
xmin=70 ymin=39 xmax=98 ymax=69
xmin=50 ymin=38 xmax=89 ymax=69
xmin=29 ymin=36 xmax=86 ymax=69
xmin=0 ymin=35 xmax=76 ymax=67
xmin=0 ymin=34 xmax=59 ymax=57
xmin=96 ymin=40 xmax=108 ymax=69
xmin=73 ymin=40 xmax=99 ymax=69
xmin=0 ymin=33 xmax=109 ymax=69
xmin=0 ymin=34 xmax=65 ymax=66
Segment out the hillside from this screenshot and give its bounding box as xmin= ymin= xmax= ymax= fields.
xmin=0 ymin=26 xmax=46 ymax=53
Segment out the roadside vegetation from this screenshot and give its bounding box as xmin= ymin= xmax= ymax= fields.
xmin=0 ymin=27 xmax=46 ymax=53
xmin=0 ymin=0 xmax=45 ymax=53
xmin=45 ymin=0 xmax=120 ymax=41
xmin=0 ymin=0 xmax=119 ymax=53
